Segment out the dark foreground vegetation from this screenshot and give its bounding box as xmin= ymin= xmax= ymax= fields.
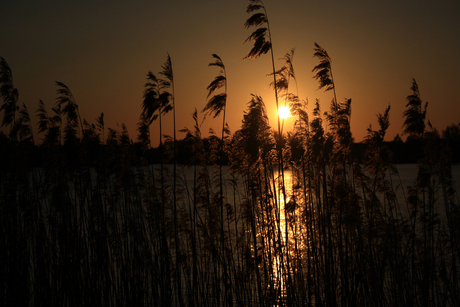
xmin=2 ymin=1 xmax=460 ymax=306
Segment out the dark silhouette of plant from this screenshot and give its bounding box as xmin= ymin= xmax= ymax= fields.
xmin=312 ymin=43 xmax=339 ymax=118
xmin=159 ymin=54 xmax=175 ymax=154
xmin=268 ymin=48 xmax=297 ymax=95
xmin=243 ymin=0 xmax=272 ymax=60
xmin=243 ymin=0 xmax=284 ymax=143
xmin=268 ymin=49 xmax=301 ymax=294
xmin=55 ymin=82 xmax=84 ymax=143
xmin=244 ymin=6 xmax=294 ymax=296
xmin=268 ymin=48 xmax=298 ymax=135
xmin=327 ymin=98 xmax=353 ymax=163
xmin=140 ymin=68 xmax=174 ymax=306
xmin=15 ymin=103 xmax=34 ymax=144
xmin=36 ymin=100 xmax=50 ymax=136
xmin=157 ymin=53 xmax=176 ymax=160
xmin=204 ymin=54 xmax=227 ymax=121
xmin=237 ymin=94 xmax=273 ymax=165
xmin=136 ymin=118 xmax=150 ymax=151
xmin=141 ymin=71 xmax=172 ymax=148
xmin=0 ymin=57 xmax=19 ymax=138
xmin=312 ymin=46 xmax=354 ymax=305
xmin=312 ymin=43 xmax=334 ymax=90
xmin=36 ymin=99 xmax=62 ymax=146
xmin=79 ymin=118 xmax=101 ymax=167
xmin=203 ymin=53 xmax=232 ymax=302
xmin=158 ymin=53 xmax=183 ymax=306
xmin=443 ymin=123 xmax=460 ymax=163
xmin=312 ymin=42 xmax=346 ymax=137
xmin=402 ymin=78 xmax=428 ymax=138
xmin=231 ymin=93 xmax=275 ymax=304
xmin=203 ymin=53 xmax=228 ymax=180
xmin=243 ymin=0 xmax=285 ymax=150
xmin=363 ymin=105 xmax=395 ymax=223
xmin=3 ymin=8 xmax=460 ymax=305
xmin=96 ymin=112 xmax=105 ymax=144
xmin=83 ymin=119 xmax=96 ymax=139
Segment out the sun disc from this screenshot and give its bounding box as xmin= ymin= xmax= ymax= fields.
xmin=278 ymin=106 xmax=290 ymax=119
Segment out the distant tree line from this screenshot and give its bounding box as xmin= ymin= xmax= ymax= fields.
xmin=1 ymin=124 xmax=459 ymax=169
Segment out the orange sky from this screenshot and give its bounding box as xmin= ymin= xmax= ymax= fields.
xmin=2 ymin=0 xmax=460 ymax=146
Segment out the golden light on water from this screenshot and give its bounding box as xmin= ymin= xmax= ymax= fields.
xmin=272 ymin=171 xmax=296 ymax=302
xmin=278 ymin=106 xmax=290 ymax=119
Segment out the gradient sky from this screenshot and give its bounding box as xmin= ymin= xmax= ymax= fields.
xmin=2 ymin=0 xmax=460 ymax=146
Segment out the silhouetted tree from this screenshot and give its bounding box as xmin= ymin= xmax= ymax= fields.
xmin=442 ymin=123 xmax=460 ymax=163
xmin=393 ymin=133 xmax=403 ymax=143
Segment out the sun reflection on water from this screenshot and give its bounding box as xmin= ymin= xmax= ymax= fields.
xmin=269 ymin=169 xmax=310 ymax=305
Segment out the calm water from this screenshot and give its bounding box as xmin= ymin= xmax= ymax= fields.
xmin=173 ymin=163 xmax=460 ymax=209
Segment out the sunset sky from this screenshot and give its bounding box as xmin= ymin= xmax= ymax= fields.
xmin=2 ymin=0 xmax=459 ymax=146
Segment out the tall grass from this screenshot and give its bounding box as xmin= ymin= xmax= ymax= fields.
xmin=2 ymin=2 xmax=460 ymax=306
xmin=2 ymin=88 xmax=460 ymax=307
xmin=3 ymin=96 xmax=459 ymax=306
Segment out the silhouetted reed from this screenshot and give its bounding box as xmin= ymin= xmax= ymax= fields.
xmin=2 ymin=2 xmax=460 ymax=305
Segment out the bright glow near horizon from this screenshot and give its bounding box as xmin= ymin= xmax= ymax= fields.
xmin=278 ymin=106 xmax=291 ymax=119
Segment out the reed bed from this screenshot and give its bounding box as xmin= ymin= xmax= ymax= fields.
xmin=2 ymin=1 xmax=460 ymax=305
xmin=2 ymin=97 xmax=460 ymax=306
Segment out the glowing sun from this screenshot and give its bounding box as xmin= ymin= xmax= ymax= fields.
xmin=278 ymin=106 xmax=291 ymax=119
